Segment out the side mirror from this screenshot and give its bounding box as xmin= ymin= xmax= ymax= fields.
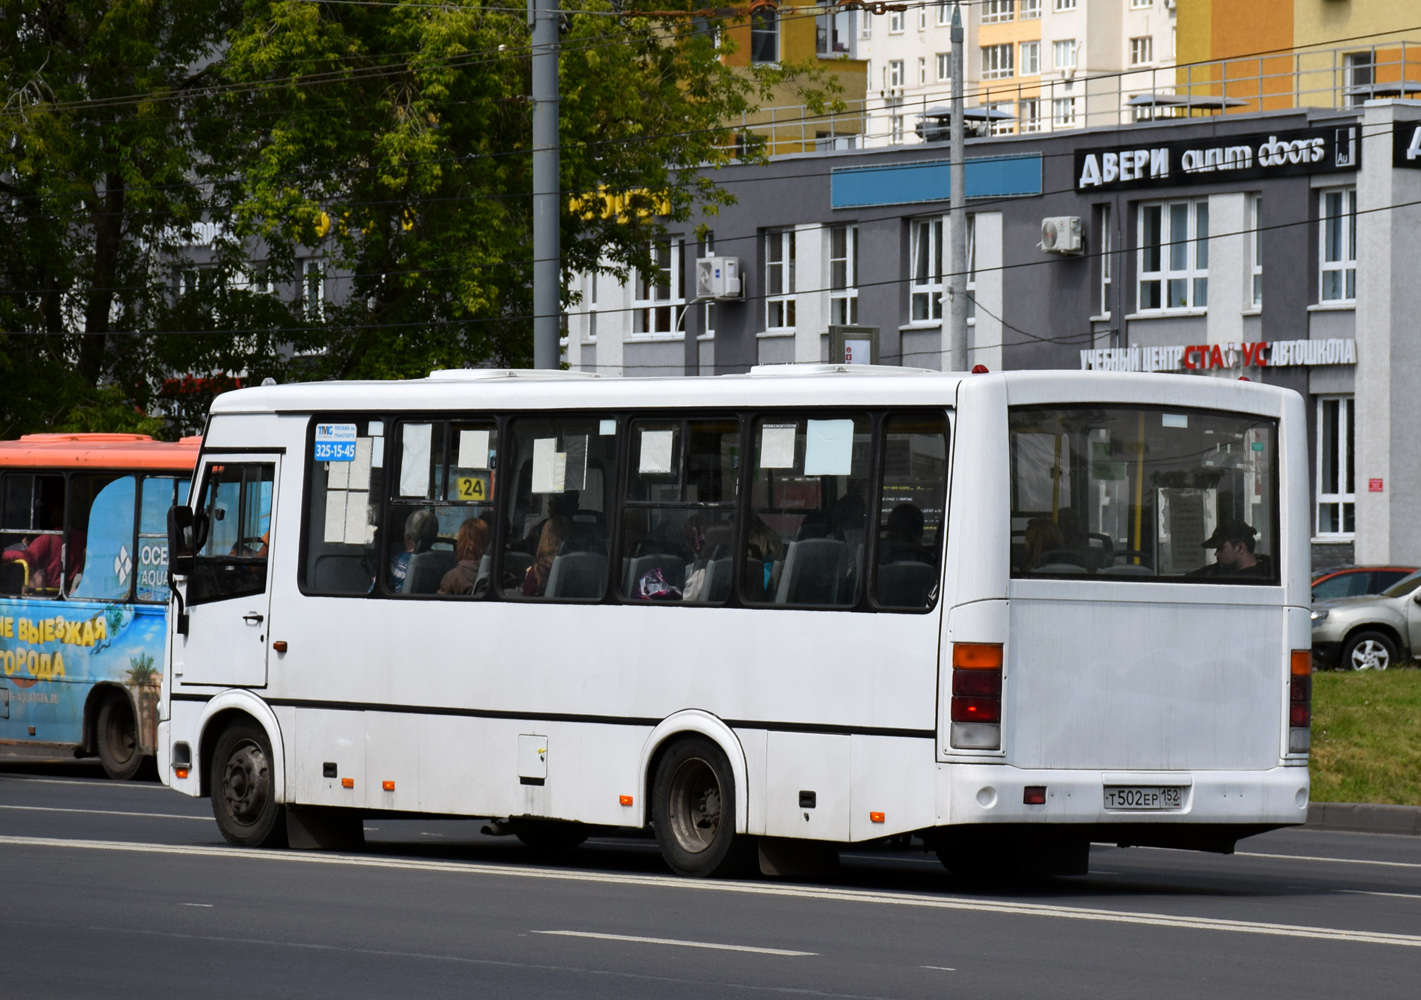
xmin=1413 ymin=592 xmax=1421 ymax=606
xmin=168 ymin=505 xmax=197 ymax=576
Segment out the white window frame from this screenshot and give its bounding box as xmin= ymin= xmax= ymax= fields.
xmin=1319 ymin=187 xmax=1357 ymax=304
xmin=1020 ymin=40 xmax=1040 ymax=76
xmin=1099 ymin=204 xmax=1112 ymax=317
xmin=632 ymin=238 xmax=686 ymax=337
xmin=1250 ymin=194 xmax=1263 ymax=309
xmin=1053 ymin=39 xmax=1078 ymax=71
xmin=965 ymin=214 xmax=977 ymax=321
xmin=888 ymin=59 xmax=906 ymax=87
xmin=888 ymin=10 xmax=904 ymax=33
xmin=765 ymin=229 xmax=796 ymax=332
xmin=860 ymin=11 xmax=873 ymax=38
xmin=1315 ymin=395 xmax=1355 ymax=538
xmin=1020 ymin=0 xmax=1041 ymax=19
xmin=1138 ymin=200 xmax=1209 ymax=313
xmin=919 ymin=57 xmax=927 ymax=85
xmin=1018 ymin=97 xmax=1041 ymax=133
xmin=700 ymin=236 xmax=716 ymax=340
xmin=585 ymin=269 xmax=599 ymax=343
xmin=829 ymin=224 xmax=859 ymax=326
xmin=982 ymin=44 xmax=1014 ymax=80
xmin=816 ymin=9 xmax=853 ymax=56
xmin=983 ymin=0 xmax=1014 ymax=24
xmin=1055 ymin=0 xmax=1076 ymax=10
xmin=304 ymin=259 xmax=325 ymax=319
xmin=1130 ymin=0 xmax=1152 ymax=8
xmin=936 ymin=52 xmax=952 ymax=82
xmin=750 ymin=9 xmax=779 ymax=65
xmin=889 ymin=101 xmax=905 ymax=144
xmin=1129 ymin=36 xmax=1153 ymax=67
xmin=989 ymin=101 xmax=1015 ymax=136
xmin=918 ymin=8 xmax=927 ymax=31
xmin=910 ymin=217 xmax=943 ymax=322
xmin=936 ymin=1 xmax=950 ymax=26
xmin=1051 ymin=96 xmax=1078 ymax=127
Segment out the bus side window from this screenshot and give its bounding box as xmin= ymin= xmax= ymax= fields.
xmin=302 ymin=418 xmax=385 ymax=596
xmin=0 ymin=472 xmax=66 ymax=596
xmin=505 ymin=416 xmax=617 ymax=600
xmin=873 ymin=413 xmax=948 ymax=610
xmin=189 ymin=463 xmax=274 ymax=606
xmin=136 ymin=476 xmax=188 ymax=603
xmin=743 ymin=413 xmax=872 ymax=608
xmin=67 ymin=474 xmax=133 ymax=601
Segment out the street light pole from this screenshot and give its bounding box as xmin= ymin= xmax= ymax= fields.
xmin=947 ymin=2 xmax=969 ymax=373
xmin=531 ymin=0 xmax=561 ymax=369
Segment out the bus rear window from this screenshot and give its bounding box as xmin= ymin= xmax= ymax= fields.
xmin=1008 ymin=406 xmax=1279 ymax=583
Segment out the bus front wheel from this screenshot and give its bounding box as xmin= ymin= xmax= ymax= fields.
xmin=210 ymin=722 xmax=287 ymax=848
xmin=96 ymin=695 xmax=142 ymax=781
xmin=651 ymin=735 xmax=752 ymax=878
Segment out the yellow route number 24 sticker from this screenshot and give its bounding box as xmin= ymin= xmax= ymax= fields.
xmin=454 ymin=473 xmax=492 ymax=503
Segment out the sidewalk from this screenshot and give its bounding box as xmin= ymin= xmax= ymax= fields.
xmin=1307 ymin=802 xmax=1421 ymax=836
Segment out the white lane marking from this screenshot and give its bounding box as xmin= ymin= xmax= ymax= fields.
xmin=0 ymin=775 xmax=167 ymax=790
xmin=8 ymin=835 xmax=1421 ymax=950
xmin=1238 ymin=851 xmax=1421 ymax=870
xmin=0 ymin=804 xmax=210 ymax=822
xmin=920 ymin=966 xmax=956 ymax=972
xmin=1338 ymin=889 xmax=1421 ymax=901
xmin=533 ymin=930 xmax=815 ymax=956
xmin=180 ymin=903 xmax=214 ymax=908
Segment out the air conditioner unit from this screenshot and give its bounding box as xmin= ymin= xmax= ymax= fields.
xmin=696 ymin=256 xmax=742 ymax=300
xmin=1040 ymin=217 xmax=1083 ymax=254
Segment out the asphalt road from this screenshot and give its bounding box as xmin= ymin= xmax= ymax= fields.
xmin=3 ymin=755 xmax=1420 ymax=999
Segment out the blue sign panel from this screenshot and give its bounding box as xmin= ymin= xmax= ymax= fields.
xmin=831 ymin=153 xmax=1043 ymax=209
xmin=315 ymin=422 xmax=358 ymax=462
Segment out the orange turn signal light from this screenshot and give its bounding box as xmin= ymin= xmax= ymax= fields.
xmin=869 ymin=811 xmax=885 ymax=823
xmin=619 ymin=795 xmax=634 ymax=806
xmin=341 ymin=777 xmax=354 ymax=789
xmin=174 ymin=768 xmax=189 ymax=780
xmin=382 ymin=780 xmax=395 ymax=791
xmin=953 ymin=643 xmax=1004 ymax=669
xmin=1291 ymin=650 xmax=1312 ymax=677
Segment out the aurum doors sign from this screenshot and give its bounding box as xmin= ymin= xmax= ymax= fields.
xmin=1076 ymin=126 xmax=1360 ymax=191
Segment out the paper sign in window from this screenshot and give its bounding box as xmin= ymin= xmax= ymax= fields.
xmin=562 ymin=435 xmax=588 ymax=492
xmin=531 ymin=438 xmax=563 ymax=493
xmin=639 ymin=430 xmax=675 ymax=475
xmin=344 ymin=491 xmax=371 ymax=545
xmin=804 ymin=419 xmax=854 ymax=476
xmin=399 ymin=423 xmax=433 ymax=496
xmin=323 ymin=489 xmax=347 ymax=543
xmin=760 ymin=424 xmax=797 ymax=469
xmin=350 ymin=438 xmax=373 ymax=491
xmin=600 ymin=419 xmax=616 ymax=436
xmin=371 ymin=436 xmax=384 ymax=469
xmin=458 ymin=429 xmax=491 ymax=470
xmin=328 ymin=458 xmax=350 ymax=490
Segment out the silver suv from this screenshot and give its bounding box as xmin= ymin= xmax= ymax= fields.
xmin=1311 ymin=569 xmax=1421 ymax=670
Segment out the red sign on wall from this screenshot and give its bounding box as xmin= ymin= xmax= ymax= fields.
xmin=1369 ymin=478 xmax=1385 ymax=493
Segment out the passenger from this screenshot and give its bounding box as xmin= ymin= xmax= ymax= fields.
xmin=522 ymin=515 xmax=570 ymax=596
xmin=388 ymin=508 xmax=438 ymax=590
xmin=879 ymin=502 xmax=925 ymax=563
xmin=2 ymin=528 xmax=84 ymax=594
xmin=832 ymin=492 xmax=867 ymax=539
xmin=1056 ymin=507 xmax=1087 ymax=549
xmin=438 ymin=518 xmax=491 ymax=596
xmin=1023 ymin=516 xmax=1065 ymax=572
xmin=745 ymin=516 xmax=783 ymax=597
xmin=1194 ymin=519 xmax=1270 ymax=577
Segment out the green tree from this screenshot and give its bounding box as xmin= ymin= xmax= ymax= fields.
xmin=221 ymin=0 xmax=838 ymax=378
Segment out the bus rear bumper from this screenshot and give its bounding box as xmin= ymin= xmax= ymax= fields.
xmin=939 ymin=762 xmax=1310 ymax=830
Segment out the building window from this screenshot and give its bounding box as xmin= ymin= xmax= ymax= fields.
xmin=861 ymin=11 xmax=873 ymax=37
xmin=585 ymin=270 xmax=599 ymax=342
xmin=889 ymin=99 xmax=905 ymax=144
xmin=888 ymin=10 xmax=904 ymax=33
xmin=1320 ymin=187 xmax=1357 ymax=303
xmin=1138 ymin=201 xmax=1209 ymax=311
xmin=700 ymin=235 xmax=715 ymax=339
xmin=1055 ymin=0 xmax=1076 ymax=10
xmin=936 ymin=52 xmax=953 ymax=82
xmin=1020 ymin=0 xmax=1041 ymax=18
xmin=936 ymin=1 xmax=950 ymax=26
xmin=888 ymin=59 xmax=905 ymax=87
xmin=633 ymin=239 xmax=685 ymax=335
xmin=817 ymin=9 xmax=852 ymax=55
xmin=1052 ymin=96 xmax=1078 ymax=127
xmin=1099 ymin=204 xmax=1112 ymax=316
xmin=1345 ymin=52 xmax=1374 ymax=106
xmin=1053 ymin=39 xmax=1077 ymax=71
xmin=919 ymin=8 xmax=927 ymax=30
xmin=765 ymin=229 xmax=796 ymax=331
xmin=1019 ymin=97 xmax=1041 ymax=132
xmin=919 ymin=57 xmax=927 ymax=85
xmin=1316 ymin=396 xmax=1355 ymax=537
xmin=982 ymin=44 xmax=1014 ymax=79
xmin=983 ymin=0 xmax=1014 ymax=23
xmin=989 ymin=102 xmax=1015 ymax=136
xmin=751 ymin=9 xmax=778 ymax=64
xmin=304 ymin=260 xmax=324 ymax=319
xmin=1251 ymin=194 xmax=1263 ymax=309
xmin=1130 ymin=0 xmax=1151 ymax=8
xmin=829 ymin=225 xmax=859 ymax=326
xmin=1129 ymin=36 xmax=1153 ymax=66
xmin=1020 ymin=41 xmax=1040 ymax=75
xmin=911 ymin=218 xmax=943 ymax=322
xmin=965 ymin=214 xmax=977 ymax=321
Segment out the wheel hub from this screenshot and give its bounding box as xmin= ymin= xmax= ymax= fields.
xmin=223 ymin=742 xmax=270 ymax=825
xmin=668 ymin=758 xmax=721 ymax=854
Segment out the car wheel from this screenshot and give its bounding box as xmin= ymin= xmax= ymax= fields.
xmin=1342 ymin=630 xmax=1397 ymax=672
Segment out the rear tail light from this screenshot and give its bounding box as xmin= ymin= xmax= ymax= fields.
xmin=1289 ymin=650 xmax=1311 ymax=753
xmin=950 ymin=643 xmax=1003 ymax=750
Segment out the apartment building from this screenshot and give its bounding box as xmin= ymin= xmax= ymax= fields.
xmin=858 ymin=0 xmax=1177 ymax=146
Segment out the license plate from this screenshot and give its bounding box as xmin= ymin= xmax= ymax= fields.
xmin=1103 ymin=786 xmax=1184 ymax=811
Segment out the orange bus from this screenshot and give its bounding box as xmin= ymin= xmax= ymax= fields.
xmin=0 ymin=433 xmax=199 ymax=778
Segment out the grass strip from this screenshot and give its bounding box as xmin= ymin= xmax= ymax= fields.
xmin=1311 ymin=670 xmax=1421 ymax=805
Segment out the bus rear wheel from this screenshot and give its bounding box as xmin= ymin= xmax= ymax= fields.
xmin=211 ymin=722 xmax=287 ymax=848
xmin=652 ymin=736 xmax=752 ymax=878
xmin=96 ymin=695 xmax=142 ymax=781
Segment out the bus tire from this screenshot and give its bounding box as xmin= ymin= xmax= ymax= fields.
xmin=96 ymin=695 xmax=143 ymax=781
xmin=651 ymin=735 xmax=752 ymax=878
xmin=1342 ymin=630 xmax=1397 ymax=671
xmin=210 ymin=722 xmax=287 ymax=848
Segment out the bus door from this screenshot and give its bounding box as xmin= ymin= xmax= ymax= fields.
xmin=175 ymin=456 xmax=279 ymax=689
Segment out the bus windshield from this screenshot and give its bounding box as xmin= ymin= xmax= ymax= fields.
xmin=1009 ymin=405 xmax=1278 ymax=582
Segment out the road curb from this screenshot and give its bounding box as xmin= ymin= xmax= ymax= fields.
xmin=1307 ymin=802 xmax=1421 ymax=836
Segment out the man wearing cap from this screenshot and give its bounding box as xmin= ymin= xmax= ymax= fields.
xmin=1195 ymin=519 xmax=1268 ymax=577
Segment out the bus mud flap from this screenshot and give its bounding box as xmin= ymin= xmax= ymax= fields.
xmin=758 ymin=837 xmax=839 ymax=878
xmin=286 ymin=805 xmax=365 ymax=851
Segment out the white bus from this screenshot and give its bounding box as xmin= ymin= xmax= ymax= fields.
xmin=160 ymin=366 xmax=1312 ymax=878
